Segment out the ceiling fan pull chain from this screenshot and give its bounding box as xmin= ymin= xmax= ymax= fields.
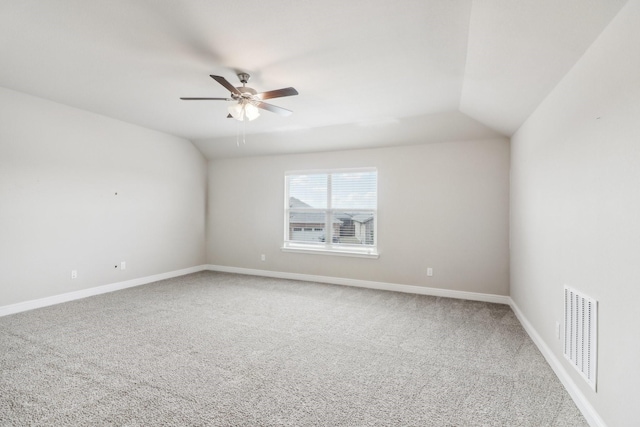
xmin=236 ymin=120 xmax=240 ymax=147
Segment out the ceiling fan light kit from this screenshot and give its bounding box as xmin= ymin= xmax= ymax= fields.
xmin=181 ymin=72 xmax=298 ymax=122
xmin=228 ymin=101 xmax=260 ymax=121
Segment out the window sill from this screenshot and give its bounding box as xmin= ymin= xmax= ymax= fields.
xmin=281 ymin=245 xmax=379 ymax=259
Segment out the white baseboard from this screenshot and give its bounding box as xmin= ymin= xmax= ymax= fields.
xmin=206 ymin=264 xmax=511 ymax=305
xmin=0 ymin=265 xmax=208 ymax=317
xmin=1 ymin=264 xmax=508 ymax=316
xmin=509 ymin=300 xmax=605 ymax=427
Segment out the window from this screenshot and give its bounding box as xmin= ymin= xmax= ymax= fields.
xmin=283 ymin=168 xmax=378 ymax=257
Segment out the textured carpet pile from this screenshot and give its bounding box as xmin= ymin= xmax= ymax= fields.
xmin=0 ymin=271 xmax=587 ymax=426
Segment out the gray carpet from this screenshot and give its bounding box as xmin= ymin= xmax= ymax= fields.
xmin=0 ymin=271 xmax=587 ymax=426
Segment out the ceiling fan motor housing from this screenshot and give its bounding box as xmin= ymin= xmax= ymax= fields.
xmin=233 ymin=86 xmax=257 ymax=100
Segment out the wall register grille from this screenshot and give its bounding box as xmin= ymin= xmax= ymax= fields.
xmin=564 ymin=285 xmax=598 ymax=391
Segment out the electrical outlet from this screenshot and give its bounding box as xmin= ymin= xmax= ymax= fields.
xmin=121 ymin=261 xmax=126 ymax=270
xmin=71 ymin=270 xmax=77 ymax=279
xmin=427 ymin=267 xmax=433 ymax=277
xmin=261 ymin=254 xmax=266 ymax=262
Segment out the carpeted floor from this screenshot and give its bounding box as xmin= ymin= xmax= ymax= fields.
xmin=0 ymin=271 xmax=587 ymax=426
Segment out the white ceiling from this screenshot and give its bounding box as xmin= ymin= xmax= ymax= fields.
xmin=0 ymin=0 xmax=628 ymax=158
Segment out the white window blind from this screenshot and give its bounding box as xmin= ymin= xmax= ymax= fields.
xmin=284 ymin=168 xmax=378 ymax=257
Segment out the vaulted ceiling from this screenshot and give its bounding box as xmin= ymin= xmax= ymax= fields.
xmin=0 ymin=0 xmax=628 ymax=158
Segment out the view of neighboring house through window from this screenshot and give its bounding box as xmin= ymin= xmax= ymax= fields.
xmin=284 ymin=168 xmax=378 ymax=256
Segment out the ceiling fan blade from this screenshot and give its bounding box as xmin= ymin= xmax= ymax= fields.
xmin=180 ymin=97 xmax=232 ymax=101
xmin=253 ymin=101 xmax=293 ymax=116
xmin=210 ymin=75 xmax=241 ymax=95
xmin=256 ymin=87 xmax=299 ymax=100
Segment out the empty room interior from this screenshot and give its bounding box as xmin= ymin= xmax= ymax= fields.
xmin=1 ymin=1 xmax=639 ymax=426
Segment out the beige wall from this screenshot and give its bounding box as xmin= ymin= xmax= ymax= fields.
xmin=510 ymin=0 xmax=640 ymax=425
xmin=208 ymin=138 xmax=510 ymax=296
xmin=0 ymin=88 xmax=207 ymax=306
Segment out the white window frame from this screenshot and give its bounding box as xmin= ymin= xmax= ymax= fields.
xmin=282 ymin=167 xmax=379 ymax=258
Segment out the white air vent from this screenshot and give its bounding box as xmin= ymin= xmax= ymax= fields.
xmin=564 ymin=285 xmax=598 ymax=391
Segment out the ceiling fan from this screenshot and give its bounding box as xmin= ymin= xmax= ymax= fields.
xmin=180 ymin=73 xmax=298 ymax=121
